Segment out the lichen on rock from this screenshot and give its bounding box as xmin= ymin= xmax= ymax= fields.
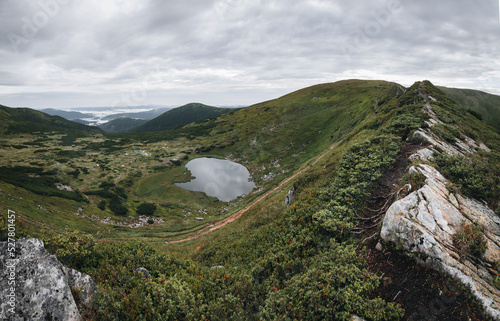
xmin=0 ymin=238 xmax=96 ymax=321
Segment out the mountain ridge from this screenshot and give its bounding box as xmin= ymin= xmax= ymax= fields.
xmin=128 ymin=102 xmax=235 ymax=133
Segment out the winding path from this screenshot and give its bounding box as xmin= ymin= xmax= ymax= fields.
xmin=167 ymin=141 xmax=339 ymax=244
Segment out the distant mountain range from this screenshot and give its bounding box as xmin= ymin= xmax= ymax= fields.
xmin=41 ymin=106 xmax=172 ymax=126
xmin=41 ymin=108 xmax=93 ymax=120
xmin=40 ymin=104 xmax=239 ymax=133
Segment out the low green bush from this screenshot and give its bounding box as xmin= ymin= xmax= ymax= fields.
xmin=435 ymin=154 xmax=499 ymax=207
xmin=109 ymin=202 xmax=128 ymax=216
xmin=136 ymin=202 xmax=157 ymax=216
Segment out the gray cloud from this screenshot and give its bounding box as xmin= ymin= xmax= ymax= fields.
xmin=0 ymin=0 xmax=499 ymax=108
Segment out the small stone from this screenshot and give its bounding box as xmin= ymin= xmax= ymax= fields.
xmin=375 ymin=242 xmax=383 ymax=251
xmin=134 ymin=267 xmax=151 ymax=279
xmin=449 ymin=193 xmax=459 ymax=209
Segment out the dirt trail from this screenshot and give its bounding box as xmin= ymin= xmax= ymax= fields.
xmin=167 ymin=142 xmax=339 ymax=244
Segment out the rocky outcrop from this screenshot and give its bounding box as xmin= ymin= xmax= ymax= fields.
xmin=409 ymin=101 xmax=491 ymax=163
xmin=284 ymin=185 xmax=295 ymax=205
xmin=381 ymin=98 xmax=500 ymax=318
xmin=381 ymin=164 xmax=500 ymax=319
xmin=0 ymin=238 xmax=96 ymax=321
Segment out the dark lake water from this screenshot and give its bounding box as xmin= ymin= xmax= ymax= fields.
xmin=175 ymin=157 xmax=255 ymax=202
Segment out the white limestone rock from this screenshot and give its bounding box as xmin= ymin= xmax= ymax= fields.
xmin=381 ymin=164 xmax=500 ymax=319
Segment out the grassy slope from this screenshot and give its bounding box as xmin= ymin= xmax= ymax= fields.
xmin=438 ymin=86 xmax=500 ymax=130
xmin=129 ymin=103 xmax=234 ymax=133
xmin=198 ymin=80 xmax=403 ymax=174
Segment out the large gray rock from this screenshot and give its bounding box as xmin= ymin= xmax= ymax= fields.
xmin=284 ymin=185 xmax=295 ymax=206
xmin=381 ymin=164 xmax=500 ymax=319
xmin=0 ymin=238 xmax=96 ymax=321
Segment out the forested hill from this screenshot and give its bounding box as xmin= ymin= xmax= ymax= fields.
xmin=128 ymin=102 xmax=234 ymax=133
xmin=0 ymin=104 xmax=101 ymax=134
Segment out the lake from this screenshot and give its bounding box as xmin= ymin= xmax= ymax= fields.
xmin=175 ymin=157 xmax=255 ymax=202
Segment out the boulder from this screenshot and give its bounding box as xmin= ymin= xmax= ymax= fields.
xmin=134 ymin=267 xmax=151 ymax=279
xmin=285 ymin=185 xmax=296 ymax=206
xmin=381 ymin=164 xmax=500 ymax=319
xmin=0 ymin=238 xmax=96 ymax=321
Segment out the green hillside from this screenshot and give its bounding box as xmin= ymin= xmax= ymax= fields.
xmin=438 ymin=86 xmax=500 ymax=130
xmin=128 ymin=103 xmax=234 ymax=133
xmin=0 ymin=80 xmax=499 ymax=320
xmin=99 ymin=117 xmax=147 ymax=133
xmin=0 ymin=104 xmax=101 ymax=134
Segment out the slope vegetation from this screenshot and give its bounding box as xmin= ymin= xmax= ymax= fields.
xmin=438 ymin=86 xmax=500 ymax=130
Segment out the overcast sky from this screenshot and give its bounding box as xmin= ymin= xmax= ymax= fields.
xmin=0 ymin=0 xmax=499 ymax=108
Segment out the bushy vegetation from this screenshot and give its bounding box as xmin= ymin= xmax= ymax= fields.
xmin=0 ymin=166 xmax=86 ymax=202
xmin=318 ymin=136 xmax=400 ymax=234
xmin=383 ymin=111 xmax=422 ymax=140
xmin=434 ymin=153 xmax=499 ymax=209
xmin=432 ymin=123 xmax=463 ymax=143
xmin=86 ymin=181 xmax=129 ymax=216
xmin=136 ymin=202 xmax=157 ymax=216
xmin=453 ymin=222 xmax=488 ymax=259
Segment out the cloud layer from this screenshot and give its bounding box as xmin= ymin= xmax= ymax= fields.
xmin=1 ymin=0 xmax=499 ymax=108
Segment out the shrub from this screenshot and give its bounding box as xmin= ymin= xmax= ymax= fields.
xmin=383 ymin=113 xmax=422 ymax=140
xmin=432 ymin=123 xmax=458 ymax=143
xmin=453 ymin=222 xmax=487 ymax=259
xmin=399 ymin=171 xmax=426 ymax=192
xmin=109 ymin=202 xmax=128 ymax=216
xmin=97 ymin=201 xmax=106 ymax=211
xmin=467 ymin=109 xmax=483 ymax=120
xmin=434 ymin=154 xmax=499 ymax=206
xmin=136 ymin=202 xmax=157 ymax=216
xmin=43 ymin=228 xmax=98 ymax=269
